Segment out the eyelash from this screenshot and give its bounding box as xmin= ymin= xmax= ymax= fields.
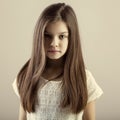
xmin=44 ymin=34 xmax=52 ymax=39
xmin=59 ymin=35 xmax=67 ymax=40
xmin=44 ymin=34 xmax=67 ymax=40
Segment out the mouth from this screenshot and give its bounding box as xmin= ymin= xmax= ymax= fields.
xmin=47 ymin=50 xmax=61 ymax=53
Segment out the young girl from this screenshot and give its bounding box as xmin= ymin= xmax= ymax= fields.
xmin=12 ymin=3 xmax=103 ymax=120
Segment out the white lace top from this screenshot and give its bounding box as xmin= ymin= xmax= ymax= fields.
xmin=12 ymin=70 xmax=103 ymax=120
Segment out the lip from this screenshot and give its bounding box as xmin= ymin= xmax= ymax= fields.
xmin=48 ymin=50 xmax=60 ymax=52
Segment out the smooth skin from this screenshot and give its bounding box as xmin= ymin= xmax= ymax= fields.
xmin=44 ymin=20 xmax=69 ymax=60
xmin=18 ymin=21 xmax=96 ymax=120
xmin=82 ymin=101 xmax=96 ymax=120
xmin=19 ymin=103 xmax=26 ymax=120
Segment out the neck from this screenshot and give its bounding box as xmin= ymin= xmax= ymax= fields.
xmin=41 ymin=57 xmax=64 ymax=80
xmin=46 ymin=57 xmax=64 ymax=69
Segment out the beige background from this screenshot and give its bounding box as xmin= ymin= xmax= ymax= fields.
xmin=0 ymin=0 xmax=120 ymax=120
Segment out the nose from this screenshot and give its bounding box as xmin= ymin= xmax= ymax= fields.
xmin=50 ymin=37 xmax=59 ymax=47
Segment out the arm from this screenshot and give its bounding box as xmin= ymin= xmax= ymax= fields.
xmin=18 ymin=103 xmax=27 ymax=120
xmin=82 ymin=101 xmax=95 ymax=120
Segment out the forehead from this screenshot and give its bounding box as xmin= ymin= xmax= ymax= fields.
xmin=45 ymin=21 xmax=68 ymax=34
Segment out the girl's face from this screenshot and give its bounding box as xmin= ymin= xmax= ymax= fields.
xmin=44 ymin=21 xmax=69 ymax=60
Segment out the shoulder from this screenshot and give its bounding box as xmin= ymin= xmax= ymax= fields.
xmin=85 ymin=69 xmax=97 ymax=87
xmin=85 ymin=69 xmax=94 ymax=80
xmin=12 ymin=78 xmax=20 ymax=98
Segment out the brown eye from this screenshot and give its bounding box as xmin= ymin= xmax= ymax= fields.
xmin=59 ymin=35 xmax=66 ymax=40
xmin=44 ymin=34 xmax=52 ymax=40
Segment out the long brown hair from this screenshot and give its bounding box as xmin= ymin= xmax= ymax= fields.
xmin=17 ymin=3 xmax=88 ymax=114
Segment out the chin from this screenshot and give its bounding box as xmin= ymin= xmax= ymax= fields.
xmin=47 ymin=55 xmax=63 ymax=60
xmin=48 ymin=57 xmax=61 ymax=60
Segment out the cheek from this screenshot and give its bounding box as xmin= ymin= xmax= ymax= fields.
xmin=65 ymin=40 xmax=69 ymax=48
xmin=44 ymin=42 xmax=49 ymax=49
xmin=61 ymin=41 xmax=68 ymax=51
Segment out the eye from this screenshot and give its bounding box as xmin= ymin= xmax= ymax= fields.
xmin=59 ymin=35 xmax=67 ymax=40
xmin=44 ymin=33 xmax=52 ymax=40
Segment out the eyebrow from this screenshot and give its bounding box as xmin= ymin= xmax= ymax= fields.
xmin=44 ymin=31 xmax=69 ymax=34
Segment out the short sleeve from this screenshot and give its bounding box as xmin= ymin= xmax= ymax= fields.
xmin=86 ymin=70 xmax=103 ymax=103
xmin=12 ymin=78 xmax=20 ymax=98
